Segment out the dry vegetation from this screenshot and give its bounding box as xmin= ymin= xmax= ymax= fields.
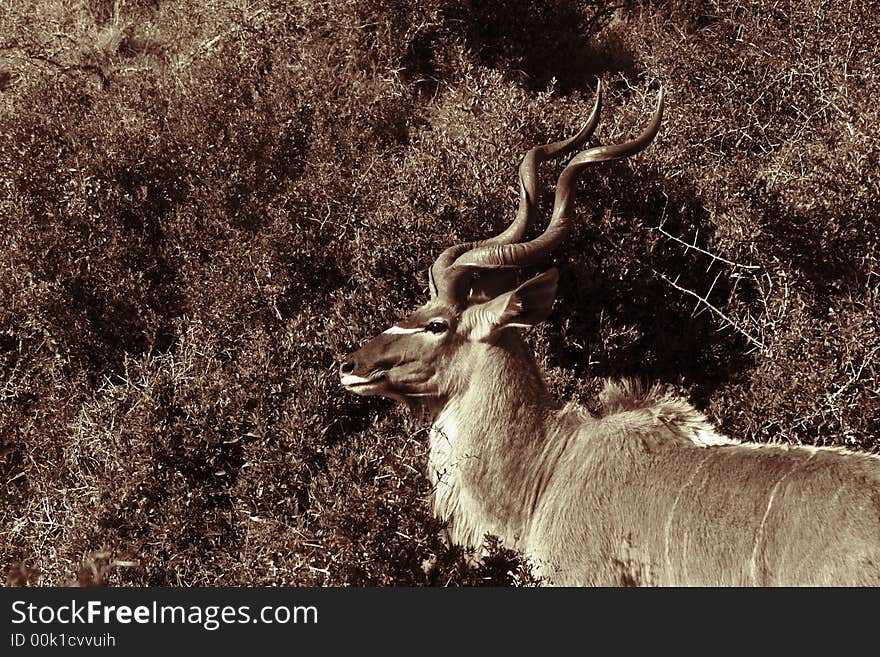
xmin=1 ymin=0 xmax=877 ymax=586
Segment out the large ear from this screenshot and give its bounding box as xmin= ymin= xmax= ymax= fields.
xmin=466 ymin=269 xmax=559 ymax=341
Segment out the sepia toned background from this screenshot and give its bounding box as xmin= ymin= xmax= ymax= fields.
xmin=1 ymin=0 xmax=877 ymax=585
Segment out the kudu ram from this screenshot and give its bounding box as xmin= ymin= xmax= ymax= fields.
xmin=340 ymin=83 xmax=880 ymax=586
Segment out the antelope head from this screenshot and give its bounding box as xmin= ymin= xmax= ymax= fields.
xmin=340 ymin=83 xmax=664 ymax=407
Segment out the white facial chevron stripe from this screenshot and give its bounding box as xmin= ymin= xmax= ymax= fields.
xmin=383 ymin=326 xmax=423 ymax=335
xmin=341 ymin=374 xmax=372 ymax=386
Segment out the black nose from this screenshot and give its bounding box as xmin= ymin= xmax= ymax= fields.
xmin=340 ymin=360 xmax=356 ymax=376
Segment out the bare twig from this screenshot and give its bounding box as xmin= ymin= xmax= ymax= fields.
xmin=596 ymin=222 xmax=766 ymax=351
xmin=649 ymin=218 xmax=760 ymax=270
xmin=828 ymin=345 xmax=879 ymax=402
xmin=11 ymin=48 xmax=110 ymax=88
xmin=691 ymin=270 xmax=722 ymax=316
xmin=651 ymin=267 xmax=766 ymax=350
xmin=584 ymin=4 xmax=626 ymax=37
xmin=174 ymin=30 xmax=235 ymax=71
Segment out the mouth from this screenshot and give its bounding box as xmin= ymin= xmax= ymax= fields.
xmin=340 ymin=372 xmax=387 ymax=393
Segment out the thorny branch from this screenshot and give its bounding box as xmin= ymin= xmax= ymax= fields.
xmin=597 ymin=223 xmax=767 ymax=351
xmin=649 ymin=218 xmax=760 ymax=270
xmin=650 ymin=267 xmax=766 ymax=350
xmin=642 ymin=194 xmax=765 ymax=349
xmin=649 ymin=194 xmax=760 ymax=270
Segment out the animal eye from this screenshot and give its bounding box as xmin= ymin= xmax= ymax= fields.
xmin=425 ymin=320 xmax=448 ymax=334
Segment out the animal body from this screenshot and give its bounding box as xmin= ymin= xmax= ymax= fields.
xmin=340 ymin=83 xmax=880 ymax=585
